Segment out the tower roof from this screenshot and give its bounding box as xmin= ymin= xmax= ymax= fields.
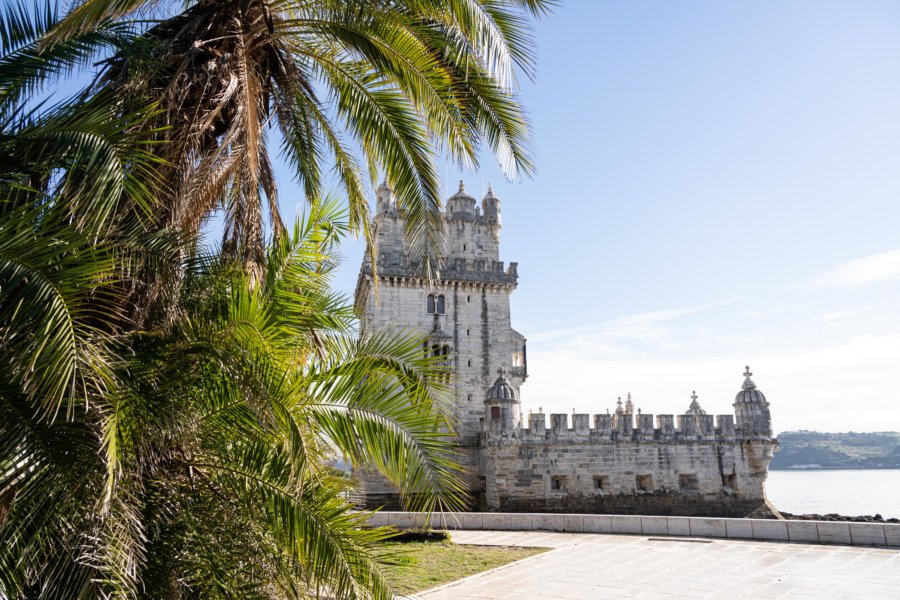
xmin=450 ymin=180 xmax=475 ymax=201
xmin=685 ymin=391 xmax=707 ymax=416
xmin=487 ymin=368 xmax=519 ymax=402
xmin=735 ymin=366 xmax=767 ymax=405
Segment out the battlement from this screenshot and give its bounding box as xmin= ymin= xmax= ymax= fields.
xmin=359 ymin=253 xmax=518 ymax=286
xmin=484 ymin=411 xmax=740 ymax=443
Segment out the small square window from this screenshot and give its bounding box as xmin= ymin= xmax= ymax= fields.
xmin=551 ymin=476 xmax=566 ymax=491
xmin=679 ymin=474 xmax=699 ymax=491
xmin=636 ymin=474 xmax=652 ymax=492
xmin=593 ymin=476 xmax=609 ymax=494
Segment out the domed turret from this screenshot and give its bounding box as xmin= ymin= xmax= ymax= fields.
xmin=485 ymin=368 xmax=521 ymax=433
xmin=482 ymin=183 xmax=501 ymax=224
xmin=487 ymin=369 xmax=519 ymax=401
xmin=376 ymin=180 xmax=395 ymax=215
xmin=684 ymin=391 xmax=706 ymax=416
xmin=447 ymin=180 xmax=476 ymax=221
xmin=733 ymin=366 xmax=772 ymax=438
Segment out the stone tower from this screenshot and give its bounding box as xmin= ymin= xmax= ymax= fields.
xmin=354 ymin=181 xmax=527 ymax=496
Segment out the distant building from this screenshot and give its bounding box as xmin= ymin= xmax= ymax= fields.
xmin=354 ymin=181 xmax=778 ymax=517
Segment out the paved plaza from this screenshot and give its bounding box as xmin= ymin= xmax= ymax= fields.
xmin=413 ymin=530 xmax=900 ymax=599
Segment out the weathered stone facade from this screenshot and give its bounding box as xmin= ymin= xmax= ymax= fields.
xmin=354 ymin=182 xmax=778 ymax=517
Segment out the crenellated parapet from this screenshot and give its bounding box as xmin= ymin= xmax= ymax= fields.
xmin=487 ymin=411 xmax=739 ymax=443
xmin=360 ymin=255 xmax=519 ymax=287
xmin=482 ymin=370 xmax=769 ymax=447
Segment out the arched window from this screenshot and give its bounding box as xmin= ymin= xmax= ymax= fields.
xmin=426 ymin=294 xmax=435 ymax=313
xmin=432 ymin=344 xmax=440 ymax=357
xmin=441 ymin=345 xmax=450 ymax=357
xmin=436 ymin=295 xmax=445 ymax=314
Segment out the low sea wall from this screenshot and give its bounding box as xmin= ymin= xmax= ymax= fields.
xmin=367 ymin=511 xmax=900 ymax=548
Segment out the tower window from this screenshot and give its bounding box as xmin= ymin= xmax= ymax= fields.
xmin=636 ymin=474 xmax=653 ymax=492
xmin=467 ymin=295 xmax=471 ymax=303
xmin=467 ymin=360 xmax=471 ymax=367
xmin=679 ymin=474 xmax=700 ymax=491
xmin=491 ymin=406 xmax=500 ymax=420
xmin=463 ymin=244 xmax=466 ymax=251
xmin=436 ymin=295 xmax=445 ymax=314
xmin=426 ymin=294 xmax=435 ymax=313
xmin=466 ymin=328 xmax=470 ymax=336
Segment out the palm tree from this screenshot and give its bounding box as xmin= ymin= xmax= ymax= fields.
xmin=1 ymin=191 xmax=466 ymax=596
xmin=0 ymin=0 xmax=551 ymax=596
xmin=59 ymin=0 xmax=552 ymax=277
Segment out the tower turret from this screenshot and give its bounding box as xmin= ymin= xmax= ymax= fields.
xmin=733 ymin=366 xmax=772 ymax=438
xmin=375 ymin=180 xmax=395 ymax=215
xmin=485 ymin=368 xmax=521 ymax=432
xmin=482 ymin=184 xmax=501 ymax=242
xmin=447 ymin=180 xmax=476 ymax=221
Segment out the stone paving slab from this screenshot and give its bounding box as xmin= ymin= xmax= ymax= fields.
xmin=412 ymin=531 xmax=900 ymax=599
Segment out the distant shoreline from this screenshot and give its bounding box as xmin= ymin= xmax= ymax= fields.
xmin=770 ymin=466 xmax=900 ymax=471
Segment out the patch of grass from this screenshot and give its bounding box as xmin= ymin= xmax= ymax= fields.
xmin=379 ymin=536 xmax=549 ymax=594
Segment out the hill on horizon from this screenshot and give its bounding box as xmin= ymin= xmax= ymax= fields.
xmin=771 ymin=431 xmax=900 ymax=470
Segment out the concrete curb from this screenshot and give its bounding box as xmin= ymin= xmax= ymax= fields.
xmin=369 ymin=511 xmax=900 ymax=548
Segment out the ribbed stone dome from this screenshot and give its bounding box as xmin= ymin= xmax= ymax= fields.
xmin=449 ymin=180 xmax=475 ymax=201
xmin=487 ymin=368 xmax=519 ymax=401
xmin=735 ymin=367 xmax=767 ymax=404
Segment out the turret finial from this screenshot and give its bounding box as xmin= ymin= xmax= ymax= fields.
xmin=497 ymin=367 xmax=506 ymax=377
xmin=488 ymin=182 xmax=493 ymax=194
xmin=539 ymin=406 xmax=543 ymax=413
xmin=458 ymin=180 xmax=465 ymax=193
xmin=686 ymin=391 xmax=706 ymax=415
xmin=741 ymin=366 xmax=757 ymax=390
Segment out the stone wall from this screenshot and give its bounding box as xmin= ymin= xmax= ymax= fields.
xmin=478 ymin=412 xmax=774 ymax=517
xmin=365 ymin=511 xmax=900 ymax=548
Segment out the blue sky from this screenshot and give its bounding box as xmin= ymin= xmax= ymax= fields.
xmin=275 ymin=2 xmax=900 ymax=432
xmin=23 ymin=2 xmax=899 ymax=432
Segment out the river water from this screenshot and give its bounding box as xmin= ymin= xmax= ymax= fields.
xmin=766 ymin=469 xmax=900 ymax=519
